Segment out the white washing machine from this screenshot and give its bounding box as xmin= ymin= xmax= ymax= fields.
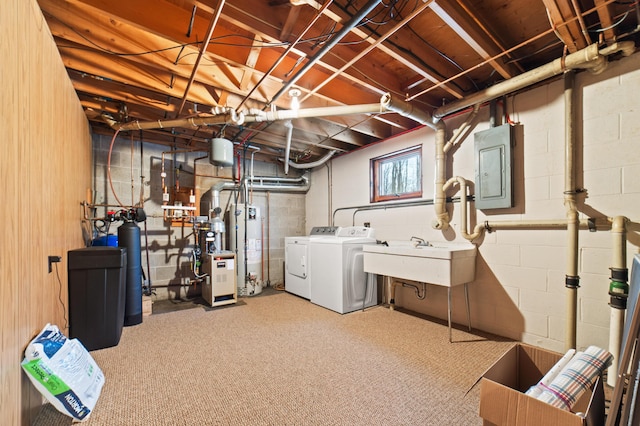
xmin=284 ymin=226 xmax=342 ymax=299
xmin=309 ymin=226 xmax=377 ymax=314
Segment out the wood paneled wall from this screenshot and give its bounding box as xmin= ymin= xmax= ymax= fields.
xmin=0 ymin=1 xmax=92 ymax=424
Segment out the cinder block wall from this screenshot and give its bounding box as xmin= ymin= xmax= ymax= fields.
xmin=306 ymin=53 xmax=640 ymax=353
xmin=91 ymin=134 xmax=306 ymax=300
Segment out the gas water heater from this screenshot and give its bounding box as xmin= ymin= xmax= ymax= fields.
xmin=227 ymin=205 xmax=262 ymax=296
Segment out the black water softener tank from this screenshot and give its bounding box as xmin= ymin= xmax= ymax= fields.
xmin=118 ymin=220 xmax=143 ymax=326
xmin=68 ymin=246 xmax=127 ymax=350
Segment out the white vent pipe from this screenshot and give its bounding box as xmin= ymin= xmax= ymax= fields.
xmin=608 ymin=216 xmax=629 ymax=387
xmin=564 ymin=70 xmax=579 ymax=351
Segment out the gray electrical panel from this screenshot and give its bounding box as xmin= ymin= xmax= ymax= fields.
xmin=474 ymin=124 xmax=514 ymax=210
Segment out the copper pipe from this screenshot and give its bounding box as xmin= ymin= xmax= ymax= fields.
xmin=176 ymin=0 xmax=225 ymax=117
xmin=269 ymin=0 xmax=383 ymax=105
xmin=301 ymin=0 xmax=433 ymax=103
xmin=569 ymin=0 xmax=591 ymax=46
xmin=453 ymin=0 xmax=524 ymax=73
xmin=236 ymin=0 xmax=333 ymax=111
xmin=408 ymin=0 xmax=620 ymax=102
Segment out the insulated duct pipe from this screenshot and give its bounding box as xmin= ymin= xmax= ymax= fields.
xmin=283 ymin=120 xmax=293 ymax=175
xmin=380 ymin=93 xmax=439 ymax=130
xmin=279 ymin=150 xmax=337 ymax=169
xmin=210 ymin=174 xmax=310 ymax=210
xmin=241 ymin=174 xmax=310 ymax=193
xmin=608 ymin=216 xmax=629 ymax=387
xmin=432 ymin=42 xmax=635 ymax=120
xmin=269 ymin=0 xmax=383 ymax=105
xmin=564 ymin=71 xmax=579 ymax=351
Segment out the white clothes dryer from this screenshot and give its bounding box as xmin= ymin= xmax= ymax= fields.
xmin=308 ymin=226 xmax=377 ymax=314
xmin=284 ymin=226 xmax=342 ymax=299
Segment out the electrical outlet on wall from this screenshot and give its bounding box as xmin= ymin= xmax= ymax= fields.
xmin=48 ymin=255 xmax=61 ymax=273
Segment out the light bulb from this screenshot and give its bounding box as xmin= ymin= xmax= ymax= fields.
xmin=289 ymin=89 xmax=301 ymax=110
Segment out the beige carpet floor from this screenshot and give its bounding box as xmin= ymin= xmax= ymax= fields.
xmin=33 ymin=289 xmax=515 ymax=425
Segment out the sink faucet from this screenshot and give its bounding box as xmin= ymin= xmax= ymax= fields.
xmin=410 ymin=236 xmax=432 ymax=247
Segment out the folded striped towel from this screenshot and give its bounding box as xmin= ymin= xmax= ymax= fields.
xmin=536 ymin=345 xmax=612 ymax=411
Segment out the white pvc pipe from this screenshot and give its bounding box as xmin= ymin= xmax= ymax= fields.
xmin=444 ymin=104 xmax=480 ymax=154
xmin=564 ymin=70 xmax=579 ymax=351
xmin=608 ymin=216 xmax=629 ymax=387
xmin=432 ymin=125 xmax=449 ymax=230
xmin=433 ymin=43 xmax=607 ymax=120
xmin=443 ymin=176 xmax=482 ymax=241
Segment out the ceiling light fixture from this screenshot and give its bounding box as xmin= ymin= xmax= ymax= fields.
xmin=289 ymin=89 xmax=301 ymax=111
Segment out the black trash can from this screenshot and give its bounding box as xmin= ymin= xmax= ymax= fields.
xmin=68 ymin=246 xmax=127 ymax=351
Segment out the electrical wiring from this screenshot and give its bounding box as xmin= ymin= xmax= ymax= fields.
xmin=54 ymin=263 xmax=69 ymax=330
xmin=590 ymin=11 xmax=630 ymax=32
xmin=49 ymin=4 xmax=403 ymax=60
xmin=335 ymin=0 xmax=471 ymax=93
xmin=503 ymin=40 xmax=561 ymax=64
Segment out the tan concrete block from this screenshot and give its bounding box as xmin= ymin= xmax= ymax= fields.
xmin=580 ymin=247 xmax=613 ymax=274
xmin=521 ymin=332 xmax=565 ymax=354
xmin=520 ymin=288 xmax=565 ymax=314
xmin=580 ymin=297 xmax=610 ymax=328
xmin=623 ymin=164 xmax=640 ymax=194
xmin=520 ymin=244 xmax=566 ymax=271
xmin=583 ymin=168 xmax=621 ymax=196
xmin=491 ymin=265 xmax=547 ymax=291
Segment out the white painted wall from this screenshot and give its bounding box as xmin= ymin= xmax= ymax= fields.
xmin=306 ymin=52 xmax=640 ymax=353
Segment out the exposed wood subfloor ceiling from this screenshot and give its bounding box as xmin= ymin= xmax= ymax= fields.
xmin=39 ymin=0 xmax=639 ymax=164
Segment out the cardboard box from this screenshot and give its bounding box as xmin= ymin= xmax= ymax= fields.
xmin=479 ymin=344 xmax=604 ymax=426
xmin=142 ymin=296 xmax=153 ymax=317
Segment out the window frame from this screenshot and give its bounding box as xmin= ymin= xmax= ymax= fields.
xmin=370 ymin=145 xmax=423 ymax=203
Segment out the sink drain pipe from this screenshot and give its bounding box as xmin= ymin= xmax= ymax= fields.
xmin=389 ymin=279 xmax=427 ymax=311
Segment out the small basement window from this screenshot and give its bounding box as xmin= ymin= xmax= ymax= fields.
xmin=370 ymin=145 xmax=422 ymax=202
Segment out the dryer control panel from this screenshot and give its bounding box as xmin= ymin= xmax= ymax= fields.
xmin=336 ymin=226 xmax=376 ymax=238
xmin=309 ymin=226 xmax=341 ymax=236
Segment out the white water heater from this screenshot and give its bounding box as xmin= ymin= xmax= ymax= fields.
xmin=227 ymin=205 xmax=262 ymax=296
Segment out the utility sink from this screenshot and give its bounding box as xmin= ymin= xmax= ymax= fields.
xmin=363 ymin=240 xmax=477 ymax=286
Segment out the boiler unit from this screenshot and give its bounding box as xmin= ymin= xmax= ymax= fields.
xmin=201 ymin=252 xmax=237 ymax=307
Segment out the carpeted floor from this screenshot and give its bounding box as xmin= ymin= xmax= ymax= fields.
xmin=33 ymin=289 xmax=515 ymax=425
